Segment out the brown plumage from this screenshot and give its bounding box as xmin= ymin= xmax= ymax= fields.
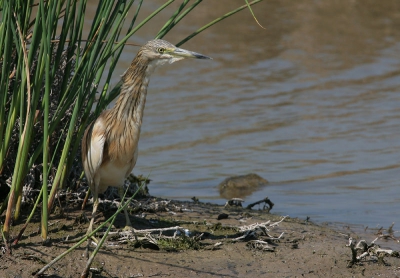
xmin=81 ymin=39 xmax=211 ymax=247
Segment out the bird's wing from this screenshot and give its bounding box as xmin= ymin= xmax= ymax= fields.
xmin=82 ymin=119 xmax=106 ymax=185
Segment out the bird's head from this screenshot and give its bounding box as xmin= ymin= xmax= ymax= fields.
xmin=140 ymin=39 xmax=212 ymax=65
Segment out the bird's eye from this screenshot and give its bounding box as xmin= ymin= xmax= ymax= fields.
xmin=157 ymin=48 xmax=165 ymax=53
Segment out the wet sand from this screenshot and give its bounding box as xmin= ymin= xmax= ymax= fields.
xmin=1 ymin=198 xmax=399 ymax=277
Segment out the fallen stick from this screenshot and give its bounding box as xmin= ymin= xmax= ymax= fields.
xmin=246 ymin=196 xmax=274 ymax=211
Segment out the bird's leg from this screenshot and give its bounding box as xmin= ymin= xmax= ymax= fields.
xmin=85 ymin=192 xmax=99 ymax=258
xmin=81 ymin=187 xmax=91 ymax=210
xmin=117 ymin=186 xmax=138 ymax=241
xmin=118 ymin=186 xmax=133 ymax=229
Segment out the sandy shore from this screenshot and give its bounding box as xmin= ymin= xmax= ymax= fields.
xmin=1 ymin=198 xmax=399 ymax=277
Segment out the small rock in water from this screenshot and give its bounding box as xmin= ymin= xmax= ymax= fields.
xmin=218 ymin=173 xmax=268 ymax=199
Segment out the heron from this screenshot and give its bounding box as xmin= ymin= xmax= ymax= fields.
xmin=81 ymin=39 xmax=211 ymax=248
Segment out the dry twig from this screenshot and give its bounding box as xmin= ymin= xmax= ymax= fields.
xmin=346 ymin=236 xmax=400 ymax=267
xmin=246 ymin=196 xmax=274 ymax=212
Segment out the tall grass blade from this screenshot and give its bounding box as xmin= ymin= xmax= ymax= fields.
xmin=177 ymin=0 xmax=264 ymax=47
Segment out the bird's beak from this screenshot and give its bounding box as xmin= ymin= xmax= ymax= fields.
xmin=172 ymin=47 xmax=212 ymax=60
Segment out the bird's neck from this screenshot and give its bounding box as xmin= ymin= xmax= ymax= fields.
xmin=112 ymin=53 xmax=157 ymax=126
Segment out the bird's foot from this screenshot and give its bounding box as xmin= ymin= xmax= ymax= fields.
xmin=122 ymin=225 xmax=135 ymax=232
xmin=84 ymin=235 xmax=100 ymax=259
xmin=122 ymin=225 xmax=138 ymax=241
xmin=89 ymin=235 xmax=99 ymax=244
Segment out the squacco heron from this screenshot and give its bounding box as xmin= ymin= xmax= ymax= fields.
xmin=81 ymin=39 xmax=211 ymax=244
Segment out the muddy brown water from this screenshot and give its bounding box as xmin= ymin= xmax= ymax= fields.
xmin=87 ymin=1 xmax=400 ymax=229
